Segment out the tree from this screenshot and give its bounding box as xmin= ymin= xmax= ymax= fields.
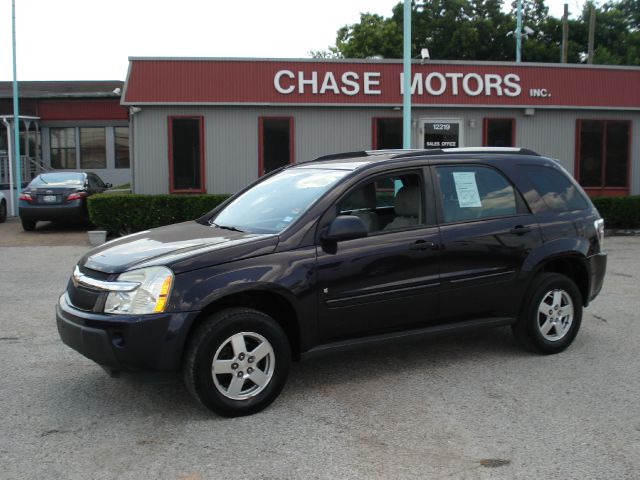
xmin=587 ymin=0 xmax=640 ymax=65
xmin=317 ymin=0 xmax=639 ymax=65
xmin=335 ymin=13 xmax=403 ymax=59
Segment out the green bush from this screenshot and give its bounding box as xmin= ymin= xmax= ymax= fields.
xmin=592 ymin=196 xmax=640 ymax=229
xmin=88 ymin=193 xmax=231 ymax=235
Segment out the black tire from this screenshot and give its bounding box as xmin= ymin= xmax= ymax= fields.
xmin=183 ymin=307 xmax=291 ymax=417
xmin=0 ymin=200 xmax=6 ymax=223
xmin=21 ymin=218 xmax=36 ymax=231
xmin=512 ymin=273 xmax=583 ymax=354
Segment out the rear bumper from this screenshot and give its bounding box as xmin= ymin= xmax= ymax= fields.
xmin=56 ymin=293 xmax=199 ymax=373
xmin=586 ymin=252 xmax=607 ymax=304
xmin=19 ymin=199 xmax=86 ymax=220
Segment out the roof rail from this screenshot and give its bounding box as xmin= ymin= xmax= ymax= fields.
xmin=311 ymin=151 xmax=371 ymax=162
xmin=392 ymin=147 xmax=540 ymax=159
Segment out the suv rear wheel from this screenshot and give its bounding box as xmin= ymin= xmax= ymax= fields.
xmin=512 ymin=273 xmax=583 ymax=354
xmin=183 ymin=307 xmax=291 ymax=417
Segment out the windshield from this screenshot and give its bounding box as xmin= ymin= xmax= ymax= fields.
xmin=212 ymin=168 xmax=349 ymax=233
xmin=29 ymin=173 xmax=85 ymax=187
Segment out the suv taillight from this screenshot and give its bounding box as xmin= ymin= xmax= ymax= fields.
xmin=594 ymin=218 xmax=605 ymax=250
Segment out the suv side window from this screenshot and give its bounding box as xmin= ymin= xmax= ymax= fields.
xmin=338 ymin=173 xmax=424 ymax=233
xmin=436 ymin=165 xmax=517 ymax=223
xmin=522 ymin=165 xmax=589 ymax=212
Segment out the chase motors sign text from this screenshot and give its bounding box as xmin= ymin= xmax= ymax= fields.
xmin=274 ymin=69 xmax=551 ymax=98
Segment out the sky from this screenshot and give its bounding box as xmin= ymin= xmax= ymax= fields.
xmin=0 ymin=0 xmax=587 ymax=81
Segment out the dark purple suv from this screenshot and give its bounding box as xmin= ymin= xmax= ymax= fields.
xmin=56 ymin=148 xmax=607 ymax=416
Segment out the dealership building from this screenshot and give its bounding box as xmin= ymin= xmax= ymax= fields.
xmin=121 ymin=58 xmax=639 ymax=197
xmin=0 ymin=81 xmax=129 ymax=191
xmin=2 ymin=58 xmax=639 ymax=203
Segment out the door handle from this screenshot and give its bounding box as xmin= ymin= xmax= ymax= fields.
xmin=410 ymin=240 xmax=436 ymax=251
xmin=509 ymin=225 xmax=532 ymax=235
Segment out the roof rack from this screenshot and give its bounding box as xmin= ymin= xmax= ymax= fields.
xmin=311 ymin=151 xmax=371 ymax=162
xmin=392 ymin=147 xmax=540 ymax=159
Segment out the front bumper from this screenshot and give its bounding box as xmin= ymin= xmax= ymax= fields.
xmin=56 ymin=293 xmax=199 ymax=373
xmin=586 ymin=252 xmax=607 ymax=304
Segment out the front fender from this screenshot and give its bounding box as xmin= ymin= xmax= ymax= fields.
xmin=166 ymin=247 xmax=318 ymax=349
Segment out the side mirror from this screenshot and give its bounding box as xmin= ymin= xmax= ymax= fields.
xmin=322 ymin=215 xmax=367 ymax=242
xmin=105 ymin=183 xmax=113 ymax=189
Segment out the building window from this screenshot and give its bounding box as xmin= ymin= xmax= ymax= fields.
xmin=114 ymin=127 xmax=129 ymax=168
xmin=483 ymin=118 xmax=514 ymax=147
xmin=372 ymin=118 xmax=402 ymax=149
xmin=259 ymin=117 xmax=293 ymax=176
xmin=577 ymin=120 xmax=630 ymax=193
xmin=50 ymin=128 xmax=76 ymax=169
xmin=169 ymin=117 xmax=205 ymax=192
xmin=80 ymin=127 xmax=106 ymax=169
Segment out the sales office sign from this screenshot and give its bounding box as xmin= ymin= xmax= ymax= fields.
xmin=274 ymin=70 xmax=552 ymax=99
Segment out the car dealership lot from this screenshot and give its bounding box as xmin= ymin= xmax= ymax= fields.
xmin=1 ymin=236 xmax=639 ymax=479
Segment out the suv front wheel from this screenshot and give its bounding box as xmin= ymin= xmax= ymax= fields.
xmin=512 ymin=273 xmax=583 ymax=354
xmin=183 ymin=307 xmax=291 ymax=417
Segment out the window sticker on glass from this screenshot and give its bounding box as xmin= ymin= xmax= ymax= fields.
xmin=453 ymin=172 xmax=482 ymax=207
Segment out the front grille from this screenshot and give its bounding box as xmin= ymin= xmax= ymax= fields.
xmin=67 ymin=266 xmax=109 ymax=311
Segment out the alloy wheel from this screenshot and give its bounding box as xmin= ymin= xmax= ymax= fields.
xmin=537 ymin=289 xmax=574 ymax=341
xmin=211 ymin=331 xmax=275 ymax=400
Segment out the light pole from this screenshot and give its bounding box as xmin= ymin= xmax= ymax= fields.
xmin=516 ymin=0 xmax=523 ymax=62
xmin=12 ymin=0 xmax=22 ymax=210
xmin=402 ymin=0 xmax=411 ymax=148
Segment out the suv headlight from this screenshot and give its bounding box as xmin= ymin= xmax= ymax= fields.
xmin=104 ymin=266 xmax=173 ymax=314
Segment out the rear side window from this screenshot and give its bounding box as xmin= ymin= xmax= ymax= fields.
xmin=436 ymin=165 xmax=517 ymax=223
xmin=523 ymin=165 xmax=589 ymax=212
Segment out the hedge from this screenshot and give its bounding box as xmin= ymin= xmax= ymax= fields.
xmin=88 ymin=194 xmax=231 ymax=235
xmin=87 ymin=192 xmax=640 ymax=236
xmin=592 ymin=196 xmax=640 ymax=229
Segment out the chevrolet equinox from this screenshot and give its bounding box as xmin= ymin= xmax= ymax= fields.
xmin=57 ymin=148 xmax=607 ymax=416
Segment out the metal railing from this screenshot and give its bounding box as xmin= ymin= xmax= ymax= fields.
xmin=0 ymin=155 xmax=51 ymax=187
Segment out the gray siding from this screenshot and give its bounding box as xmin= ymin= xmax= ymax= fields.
xmin=132 ymin=106 xmax=639 ymax=195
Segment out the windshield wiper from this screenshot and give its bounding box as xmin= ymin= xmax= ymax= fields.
xmin=209 ymin=221 xmax=244 ymax=232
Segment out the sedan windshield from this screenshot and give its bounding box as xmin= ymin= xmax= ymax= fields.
xmin=29 ymin=173 xmax=85 ymax=187
xmin=212 ymin=168 xmax=349 ymax=233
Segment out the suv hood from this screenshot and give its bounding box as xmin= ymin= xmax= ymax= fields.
xmin=80 ymin=221 xmax=279 ymax=274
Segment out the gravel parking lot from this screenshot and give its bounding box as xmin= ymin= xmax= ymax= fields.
xmin=0 ymin=229 xmax=638 ymax=479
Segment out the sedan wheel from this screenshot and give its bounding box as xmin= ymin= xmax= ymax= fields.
xmin=21 ymin=218 xmax=36 ymax=231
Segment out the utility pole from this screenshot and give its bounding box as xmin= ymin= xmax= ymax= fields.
xmin=402 ymin=0 xmax=411 ymax=148
xmin=12 ymin=0 xmax=22 ymax=211
xmin=561 ymin=3 xmax=569 ymax=63
xmin=516 ymin=0 xmax=522 ymax=62
xmin=587 ymin=7 xmax=596 ymax=64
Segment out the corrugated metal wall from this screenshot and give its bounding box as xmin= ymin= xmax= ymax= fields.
xmin=133 ymin=106 xmax=639 ymax=195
